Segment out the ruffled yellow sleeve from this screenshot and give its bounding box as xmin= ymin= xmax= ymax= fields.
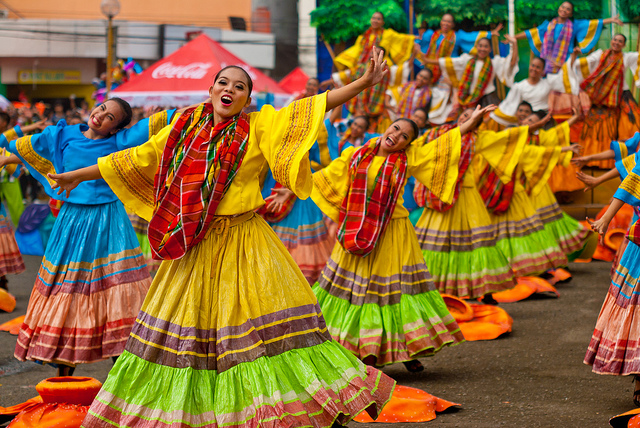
xmin=381 ymin=28 xmax=416 ymax=65
xmin=255 ymin=92 xmax=327 ymax=199
xmin=311 ymin=146 xmax=355 ymax=223
xmin=335 ymin=35 xmax=364 ymax=71
xmin=539 ymin=121 xmax=571 ymax=167
xmin=476 ymin=127 xmax=528 ymax=183
xmin=406 ymin=127 xmax=462 ymax=205
xmin=520 ymin=145 xmax=562 ymax=196
xmin=98 ymin=122 xmax=172 ymax=221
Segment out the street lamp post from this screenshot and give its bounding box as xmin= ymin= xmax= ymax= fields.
xmin=101 ymin=0 xmax=120 ymax=98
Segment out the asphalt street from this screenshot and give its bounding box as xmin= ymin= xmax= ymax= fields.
xmin=0 ymin=255 xmax=633 ymax=427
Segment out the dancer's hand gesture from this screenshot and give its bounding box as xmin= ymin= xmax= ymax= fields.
xmin=360 ymin=46 xmax=389 ymax=88
xmin=48 ymin=171 xmax=83 ymax=198
xmin=264 ymin=187 xmax=295 ymax=213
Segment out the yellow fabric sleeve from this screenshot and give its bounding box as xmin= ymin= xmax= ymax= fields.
xmin=539 ymin=121 xmax=572 ymax=167
xmin=256 ymin=92 xmax=327 ymax=199
xmin=406 ymin=127 xmax=462 ymax=205
xmin=381 ymin=28 xmax=415 ymax=65
xmin=520 ymin=145 xmax=562 ymax=197
xmin=311 ymin=146 xmax=355 ymax=223
xmin=98 ymin=123 xmax=172 ymax=221
xmin=476 ymin=127 xmax=528 ymax=183
xmin=335 ymin=35 xmax=364 ymax=71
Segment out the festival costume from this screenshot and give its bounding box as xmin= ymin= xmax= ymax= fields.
xmin=81 ymin=94 xmax=395 ymax=428
xmin=573 ymin=49 xmax=640 ymax=169
xmin=525 ymin=122 xmax=594 ymax=260
xmin=585 ymin=151 xmax=640 ymax=375
xmin=438 ymin=48 xmax=518 ymax=120
xmin=8 ymin=110 xmax=173 ymax=366
xmin=311 ymin=129 xmax=465 ymax=365
xmin=414 ymin=127 xmax=525 ymax=298
xmin=488 ymin=63 xmax=576 ymax=129
xmin=524 ymin=17 xmax=604 ymax=74
xmin=257 ymin=119 xmax=349 ymax=284
xmin=418 ymin=29 xmax=490 ymax=82
xmin=0 ymin=143 xmax=25 ymax=278
xmin=483 ymin=131 xmax=569 ymax=277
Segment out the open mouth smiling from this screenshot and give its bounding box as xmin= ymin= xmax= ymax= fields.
xmin=221 ymin=95 xmax=233 ymax=106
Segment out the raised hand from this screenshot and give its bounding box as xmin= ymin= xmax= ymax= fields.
xmin=571 ymin=156 xmax=591 ymax=169
xmin=490 ymin=23 xmax=504 ymax=37
xmin=264 ymin=187 xmax=295 ymax=213
xmin=48 ymin=171 xmax=82 ymax=198
xmin=360 ymin=46 xmax=389 ymax=88
xmin=575 ymin=171 xmax=598 ymax=192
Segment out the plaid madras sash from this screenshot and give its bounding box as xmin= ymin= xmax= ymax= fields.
xmin=458 ymin=56 xmax=493 ymax=109
xmin=397 ymin=82 xmax=432 ymax=118
xmin=541 ymin=18 xmax=573 ymax=75
xmin=426 ymin=30 xmax=456 ymax=82
xmin=477 ymin=165 xmax=517 ymax=214
xmin=337 ymin=138 xmax=407 ymax=257
xmin=346 ymin=28 xmax=387 ymax=117
xmin=148 ymin=104 xmax=250 ymax=260
xmin=413 ymin=124 xmax=455 ymax=207
xmin=256 ymin=182 xmax=297 ymax=223
xmin=580 ymin=49 xmax=624 ymax=107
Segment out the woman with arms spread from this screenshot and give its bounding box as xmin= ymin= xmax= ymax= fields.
xmin=51 ymin=49 xmax=398 ymax=428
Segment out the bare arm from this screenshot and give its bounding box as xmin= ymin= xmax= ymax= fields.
xmin=589 ymin=197 xmax=625 ymax=236
xmin=603 ymin=16 xmax=624 ymax=26
xmin=513 ymin=31 xmax=527 ymax=40
xmin=459 ymin=105 xmax=497 ymax=135
xmin=503 ymin=34 xmax=519 ymax=69
xmin=571 ymin=149 xmax=615 ymax=168
xmin=0 ymin=154 xmax=23 ymax=167
xmin=576 ymin=167 xmax=619 ymax=192
xmin=325 ymin=46 xmax=388 ymax=112
xmin=48 ymin=165 xmax=102 ymax=198
xmin=329 ymin=104 xmax=343 ymax=124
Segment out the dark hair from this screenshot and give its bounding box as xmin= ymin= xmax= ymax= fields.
xmin=420 ymin=21 xmax=428 ymax=30
xmin=477 ymin=37 xmax=492 ymax=48
xmin=0 ymin=112 xmax=9 ymax=125
xmin=562 ymin=1 xmax=574 ymax=11
xmin=108 ymin=97 xmax=133 ymax=130
xmin=307 ymin=77 xmax=320 ymax=84
xmin=614 ymin=33 xmax=627 ymax=43
xmin=517 ymin=101 xmax=533 ymax=112
xmin=414 ymin=107 xmax=429 ymax=119
xmin=352 ymin=115 xmax=370 ymax=129
xmin=372 ymin=11 xmax=385 ymax=20
xmin=531 ymin=56 xmax=546 ymax=68
xmin=214 ymin=65 xmax=254 ymax=96
xmin=533 ymin=110 xmax=547 ymax=120
xmin=393 ymin=118 xmax=419 ymax=141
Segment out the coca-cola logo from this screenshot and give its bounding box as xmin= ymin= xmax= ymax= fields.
xmin=152 ymin=62 xmax=213 ymax=79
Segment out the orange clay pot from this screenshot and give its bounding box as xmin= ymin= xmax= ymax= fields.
xmin=8 ymin=403 xmax=88 ymax=428
xmin=35 ymin=377 xmax=102 ymax=406
xmin=0 ymin=287 xmax=16 ymax=312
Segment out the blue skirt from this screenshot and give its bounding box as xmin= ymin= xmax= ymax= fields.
xmin=15 ymin=201 xmax=151 ymax=365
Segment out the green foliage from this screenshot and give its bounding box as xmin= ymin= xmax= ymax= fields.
xmin=415 ymin=0 xmax=604 ymax=30
xmin=311 ymin=0 xmax=407 ymax=44
xmin=415 ymin=0 xmax=507 ymax=27
xmin=617 ymin=0 xmax=640 ymax=22
xmin=513 ymin=0 xmax=602 ymax=30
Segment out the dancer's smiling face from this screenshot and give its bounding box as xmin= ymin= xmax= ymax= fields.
xmin=370 ymin=12 xmax=384 ymax=30
xmin=440 ymin=14 xmax=455 ymax=32
xmin=378 ymin=120 xmax=417 ymax=156
xmin=528 ymin=57 xmax=545 ymax=81
xmin=209 ymin=67 xmax=252 ymax=121
xmin=476 ymin=39 xmax=492 ymax=60
xmin=415 ymin=69 xmax=433 ymax=88
xmin=87 ymin=100 xmax=126 ymax=137
xmin=350 ymin=117 xmax=369 ymax=139
xmin=558 ymin=1 xmax=573 ymax=19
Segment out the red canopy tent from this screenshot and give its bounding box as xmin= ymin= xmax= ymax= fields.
xmin=278 ymin=67 xmax=310 ymax=94
xmin=112 ymin=34 xmax=290 ymax=107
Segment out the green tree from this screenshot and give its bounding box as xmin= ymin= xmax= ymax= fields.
xmin=311 ymin=0 xmax=407 ymax=44
xmin=514 ymin=0 xmax=602 ymax=30
xmin=415 ymin=0 xmax=506 ymax=27
xmin=617 ymin=0 xmax=640 ymax=22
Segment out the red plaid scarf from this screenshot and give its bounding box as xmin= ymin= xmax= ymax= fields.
xmin=426 ymin=30 xmax=456 ymax=82
xmin=396 ymin=82 xmax=432 ymax=118
xmin=580 ymin=49 xmax=625 ymax=107
xmin=477 ymin=164 xmax=517 ymax=215
xmin=256 ymin=182 xmax=297 ymax=223
xmin=628 ymin=207 xmax=640 ymax=246
xmin=413 ymin=124 xmax=455 ymax=207
xmin=541 ymin=18 xmax=573 ymax=75
xmin=337 ymin=138 xmax=407 ymax=257
xmin=358 ymin=27 xmax=383 ymax=65
xmin=458 ymin=56 xmax=493 ymax=109
xmin=148 ymin=104 xmax=250 ymax=260
xmin=346 ymin=27 xmax=387 ymax=117
xmin=423 ymin=132 xmax=474 ymax=212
